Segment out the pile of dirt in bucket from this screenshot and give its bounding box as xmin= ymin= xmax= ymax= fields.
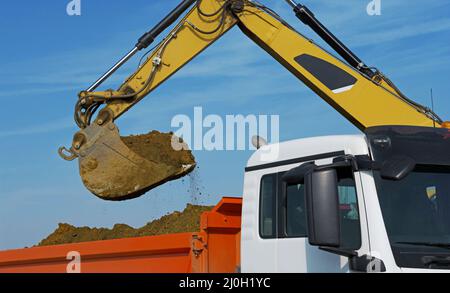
xmin=37 ymin=204 xmax=213 ymax=247
xmin=121 ymin=131 xmax=196 ymax=171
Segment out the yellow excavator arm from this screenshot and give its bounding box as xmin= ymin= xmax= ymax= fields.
xmin=75 ymin=0 xmax=441 ymax=129
xmin=59 ymin=0 xmax=445 ymax=201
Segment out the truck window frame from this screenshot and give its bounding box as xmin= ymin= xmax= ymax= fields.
xmin=258 ymin=166 xmax=363 ymax=251
xmin=255 ymin=151 xmax=347 ymax=240
xmin=259 ymin=173 xmax=278 ymax=239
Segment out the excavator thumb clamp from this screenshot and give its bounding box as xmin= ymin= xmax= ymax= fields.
xmin=59 ymin=111 xmax=195 ymax=201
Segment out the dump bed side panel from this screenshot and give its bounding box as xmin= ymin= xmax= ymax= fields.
xmin=0 ymin=197 xmax=242 ymax=273
xmin=0 ymin=233 xmax=195 ymax=273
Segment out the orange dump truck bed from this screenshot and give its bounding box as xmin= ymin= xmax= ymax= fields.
xmin=0 ymin=197 xmax=242 ymax=273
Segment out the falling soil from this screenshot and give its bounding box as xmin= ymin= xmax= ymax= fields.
xmin=121 ymin=131 xmax=195 ymax=169
xmin=37 ymin=204 xmax=213 ymax=247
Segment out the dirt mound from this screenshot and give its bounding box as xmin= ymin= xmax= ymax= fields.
xmin=37 ymin=204 xmax=213 ymax=247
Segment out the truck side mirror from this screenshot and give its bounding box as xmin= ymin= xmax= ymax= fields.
xmin=304 ymin=168 xmax=341 ymax=247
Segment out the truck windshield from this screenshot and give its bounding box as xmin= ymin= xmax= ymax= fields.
xmin=374 ymin=166 xmax=450 ymax=268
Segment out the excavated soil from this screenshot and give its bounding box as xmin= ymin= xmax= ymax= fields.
xmin=121 ymin=131 xmax=195 ymax=169
xmin=37 ymin=204 xmax=213 ymax=247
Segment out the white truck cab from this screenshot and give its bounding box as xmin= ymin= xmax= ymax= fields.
xmin=241 ymin=126 xmax=450 ymax=273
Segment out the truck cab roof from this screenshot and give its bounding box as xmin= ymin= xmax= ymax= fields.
xmin=247 ymin=134 xmax=370 ymax=171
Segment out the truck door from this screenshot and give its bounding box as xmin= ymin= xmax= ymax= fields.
xmin=256 ymin=163 xmax=370 ymax=272
xmin=245 ymin=163 xmax=370 ymax=273
xmin=241 ymin=170 xmax=280 ymax=273
xmin=277 ymin=167 xmax=370 ymax=272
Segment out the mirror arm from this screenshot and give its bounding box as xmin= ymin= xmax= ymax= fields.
xmin=350 ymin=255 xmax=387 ymax=272
xmin=283 ymin=154 xmax=379 ymax=185
xmin=319 ymin=246 xmax=358 ymax=258
xmin=282 ymin=162 xmax=317 ymax=184
xmin=354 ymin=155 xmax=379 ymax=171
xmin=315 ymin=160 xmax=351 ymax=171
xmin=334 ymin=154 xmax=383 ymax=172
xmin=320 ymin=247 xmax=387 ymax=272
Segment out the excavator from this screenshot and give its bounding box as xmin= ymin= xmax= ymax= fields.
xmin=59 ymin=0 xmax=447 ymax=201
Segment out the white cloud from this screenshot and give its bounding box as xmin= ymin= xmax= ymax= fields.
xmin=0 ymin=117 xmax=73 ymax=138
xmin=352 ymin=18 xmax=450 ymax=47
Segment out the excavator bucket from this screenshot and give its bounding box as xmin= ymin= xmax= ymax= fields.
xmin=59 ymin=121 xmax=195 ymax=201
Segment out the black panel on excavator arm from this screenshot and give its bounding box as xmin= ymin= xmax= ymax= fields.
xmin=294 ymin=54 xmax=357 ymax=92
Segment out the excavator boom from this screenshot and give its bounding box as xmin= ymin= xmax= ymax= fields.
xmin=59 ymin=0 xmax=444 ymax=200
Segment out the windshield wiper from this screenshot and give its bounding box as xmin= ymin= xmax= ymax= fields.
xmin=395 ymin=241 xmax=450 ymax=249
xmin=422 ymin=256 xmax=450 ymax=268
xmin=395 ymin=242 xmax=450 ymax=268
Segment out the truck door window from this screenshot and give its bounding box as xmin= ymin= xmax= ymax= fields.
xmin=337 ymin=174 xmax=361 ymax=250
xmin=286 ymin=184 xmax=307 ymax=237
xmin=260 ymin=174 xmax=277 ymax=238
xmin=285 ymin=169 xmax=361 ymax=250
xmin=259 ymin=168 xmax=362 ymax=247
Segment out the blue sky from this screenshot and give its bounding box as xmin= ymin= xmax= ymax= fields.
xmin=1 ymin=0 xmax=450 ymax=250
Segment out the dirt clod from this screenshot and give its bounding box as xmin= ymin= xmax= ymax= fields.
xmin=37 ymin=204 xmax=213 ymax=247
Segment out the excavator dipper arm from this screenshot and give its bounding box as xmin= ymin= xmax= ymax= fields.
xmin=74 ymin=0 xmax=238 ymax=129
